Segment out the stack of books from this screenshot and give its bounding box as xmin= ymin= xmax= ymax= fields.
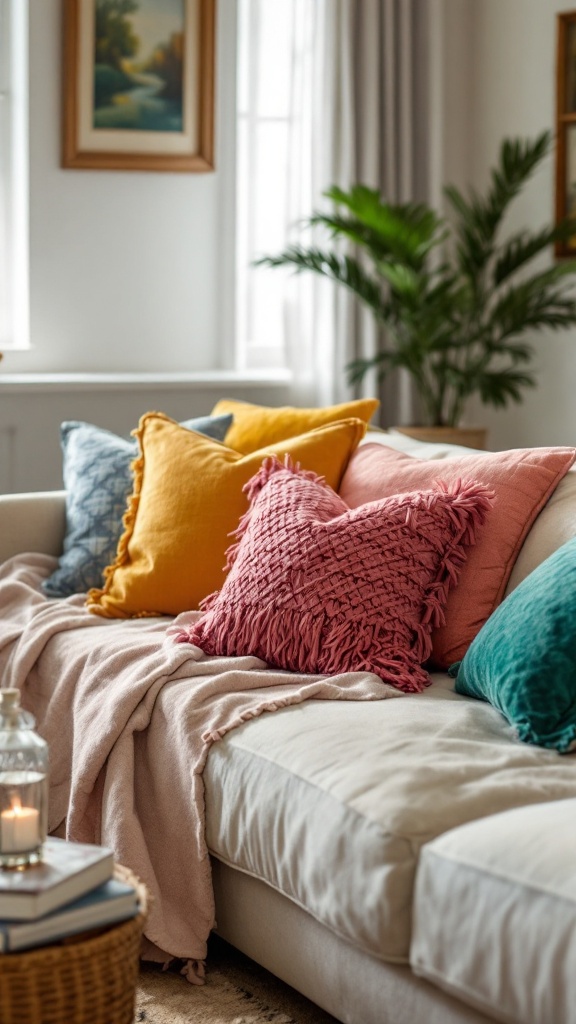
xmin=0 ymin=837 xmax=140 ymax=953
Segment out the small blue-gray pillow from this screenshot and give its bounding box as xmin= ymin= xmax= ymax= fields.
xmin=42 ymin=414 xmax=232 ymax=598
xmin=449 ymin=535 xmax=576 ymax=753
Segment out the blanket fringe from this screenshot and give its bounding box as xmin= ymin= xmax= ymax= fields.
xmin=180 ymin=958 xmax=207 ymax=985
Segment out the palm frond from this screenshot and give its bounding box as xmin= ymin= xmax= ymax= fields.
xmin=323 ymin=186 xmax=440 ymax=243
xmin=490 ymin=264 xmax=576 ymax=337
xmin=307 ymin=212 xmax=429 ymax=267
xmin=476 ymin=369 xmax=537 ymax=407
xmin=255 ymin=247 xmax=386 ymax=320
xmin=311 ymin=188 xmax=444 ymax=267
xmin=346 ymin=352 xmax=393 ymax=386
xmin=494 ymin=227 xmax=576 ymax=285
xmin=445 ymin=131 xmax=553 ymax=278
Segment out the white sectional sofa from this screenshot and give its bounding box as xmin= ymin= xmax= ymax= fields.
xmin=0 ymin=430 xmax=575 ymax=1024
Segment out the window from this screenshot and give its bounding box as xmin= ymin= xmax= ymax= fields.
xmin=235 ymin=0 xmax=316 ymax=372
xmin=0 ymin=0 xmax=29 ymax=350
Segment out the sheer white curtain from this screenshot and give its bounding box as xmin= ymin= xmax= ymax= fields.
xmin=236 ymin=0 xmax=433 ymax=423
xmin=235 ymin=0 xmax=322 ymax=378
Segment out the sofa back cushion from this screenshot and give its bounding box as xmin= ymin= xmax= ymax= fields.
xmin=339 ymin=443 xmax=576 ymax=667
xmin=504 ymin=467 xmax=576 ymax=595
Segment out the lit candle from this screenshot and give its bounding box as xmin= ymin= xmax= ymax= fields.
xmin=0 ymin=796 xmax=40 ymax=853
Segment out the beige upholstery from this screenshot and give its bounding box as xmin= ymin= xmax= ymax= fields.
xmin=0 ymin=491 xmax=66 ymax=564
xmin=505 ymin=467 xmax=576 ymax=594
xmin=204 ymin=676 xmax=576 ymax=965
xmin=411 ymin=800 xmax=576 ymax=1024
xmin=212 ymin=858 xmax=497 ymax=1024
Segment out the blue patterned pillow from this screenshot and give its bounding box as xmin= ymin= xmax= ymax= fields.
xmin=42 ymin=414 xmax=232 ymax=597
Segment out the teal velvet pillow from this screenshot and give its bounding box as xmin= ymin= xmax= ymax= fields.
xmin=42 ymin=414 xmax=232 ymax=598
xmin=449 ymin=535 xmax=576 ymax=753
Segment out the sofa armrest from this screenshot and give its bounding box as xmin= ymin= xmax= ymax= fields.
xmin=410 ymin=799 xmax=576 ymax=1024
xmin=0 ymin=491 xmax=66 ymax=563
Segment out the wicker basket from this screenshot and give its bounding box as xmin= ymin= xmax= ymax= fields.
xmin=0 ymin=866 xmax=148 ymax=1024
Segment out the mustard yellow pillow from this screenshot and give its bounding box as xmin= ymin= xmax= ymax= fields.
xmin=210 ymin=397 xmax=379 ymax=454
xmin=86 ymin=412 xmax=366 ymax=618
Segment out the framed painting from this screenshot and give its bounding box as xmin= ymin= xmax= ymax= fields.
xmin=62 ymin=0 xmax=215 ymax=172
xmin=556 ymin=10 xmax=576 ymax=254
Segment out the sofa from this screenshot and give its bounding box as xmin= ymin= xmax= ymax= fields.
xmin=0 ymin=407 xmax=575 ymax=1024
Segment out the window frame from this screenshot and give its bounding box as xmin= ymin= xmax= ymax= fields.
xmin=0 ymin=0 xmax=29 ymax=351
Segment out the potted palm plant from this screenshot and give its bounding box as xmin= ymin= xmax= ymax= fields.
xmin=256 ymin=131 xmax=576 ymax=447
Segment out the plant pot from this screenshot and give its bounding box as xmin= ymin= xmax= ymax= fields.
xmin=393 ymin=426 xmax=488 ymax=450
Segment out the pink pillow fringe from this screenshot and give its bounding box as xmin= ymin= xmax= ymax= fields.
xmin=190 ymin=603 xmax=434 ymax=692
xmin=181 ymin=459 xmax=494 ymax=693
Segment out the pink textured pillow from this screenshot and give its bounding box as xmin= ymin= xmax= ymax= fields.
xmin=339 ymin=443 xmax=576 ymax=668
xmin=172 ymin=457 xmax=493 ymax=693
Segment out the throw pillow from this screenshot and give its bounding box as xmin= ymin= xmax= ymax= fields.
xmin=42 ymin=413 xmax=232 ymax=598
xmin=86 ymin=413 xmax=366 ymax=618
xmin=210 ymin=397 xmax=379 ymax=453
xmin=339 ymin=443 xmax=576 ymax=668
xmin=449 ymin=536 xmax=576 ymax=753
xmin=172 ymin=458 xmax=494 ymax=693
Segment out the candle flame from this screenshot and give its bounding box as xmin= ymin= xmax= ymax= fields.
xmin=10 ymin=796 xmax=22 ymax=816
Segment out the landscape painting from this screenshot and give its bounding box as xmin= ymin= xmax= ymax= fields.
xmin=93 ymin=0 xmax=185 ymax=133
xmin=62 ymin=0 xmax=215 ymax=171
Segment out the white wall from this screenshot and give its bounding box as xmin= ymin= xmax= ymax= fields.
xmin=3 ymin=0 xmax=237 ymax=376
xmin=445 ymin=0 xmax=576 ymax=450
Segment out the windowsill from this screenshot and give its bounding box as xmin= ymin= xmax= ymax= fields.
xmin=0 ymin=368 xmax=292 ymax=394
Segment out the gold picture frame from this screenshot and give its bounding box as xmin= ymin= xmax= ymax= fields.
xmin=556 ymin=10 xmax=576 ymax=254
xmin=62 ymin=0 xmax=215 ymax=172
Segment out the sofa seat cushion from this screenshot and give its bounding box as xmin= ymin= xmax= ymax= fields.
xmin=203 ymin=675 xmax=576 ymax=965
xmin=410 ymin=799 xmax=576 ymax=1024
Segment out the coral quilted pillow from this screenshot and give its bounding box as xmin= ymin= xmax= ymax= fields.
xmin=86 ymin=413 xmax=366 ymax=618
xmin=339 ymin=444 xmax=576 ymax=668
xmin=211 ymin=397 xmax=379 ymax=453
xmin=173 ymin=458 xmax=494 ymax=693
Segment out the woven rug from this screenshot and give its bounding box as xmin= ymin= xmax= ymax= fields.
xmin=134 ymin=934 xmax=340 ymax=1024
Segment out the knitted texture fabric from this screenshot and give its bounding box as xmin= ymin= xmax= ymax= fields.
xmin=173 ymin=457 xmax=494 ymax=693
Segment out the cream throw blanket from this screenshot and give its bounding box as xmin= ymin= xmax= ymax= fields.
xmin=0 ymin=554 xmax=400 ymax=980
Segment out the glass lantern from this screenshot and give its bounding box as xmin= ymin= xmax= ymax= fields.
xmin=0 ymin=689 xmax=49 ymax=868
